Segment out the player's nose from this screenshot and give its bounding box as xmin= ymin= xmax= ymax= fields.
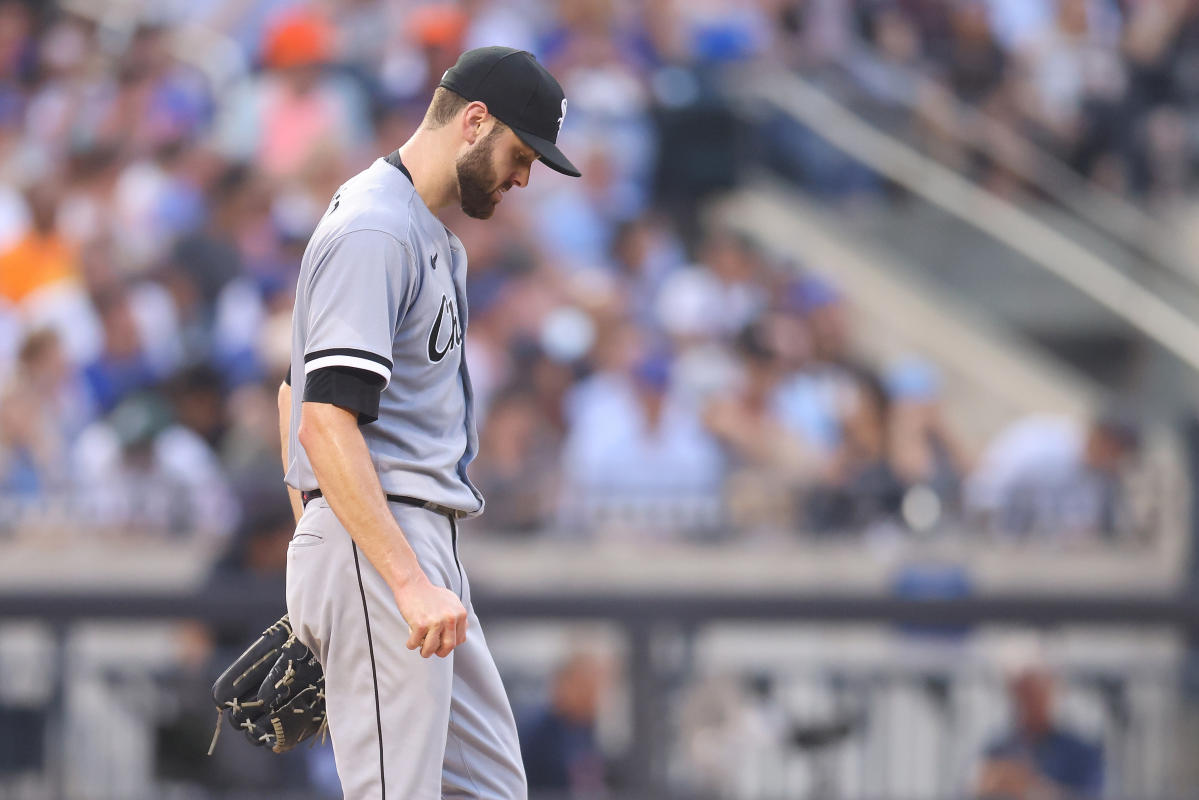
xmin=511 ymin=164 xmax=530 ymax=189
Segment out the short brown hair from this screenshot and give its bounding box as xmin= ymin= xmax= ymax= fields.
xmin=421 ymin=87 xmax=511 ymax=135
xmin=423 ymin=87 xmax=470 ymax=129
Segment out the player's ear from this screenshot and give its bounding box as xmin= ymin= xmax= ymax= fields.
xmin=461 ymin=102 xmax=490 ymax=145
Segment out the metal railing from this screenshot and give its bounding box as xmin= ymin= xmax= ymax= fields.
xmin=835 ymin=44 xmax=1199 ymax=291
xmin=735 ymin=69 xmax=1199 ymax=379
xmin=1 ymin=581 xmax=1196 ymax=799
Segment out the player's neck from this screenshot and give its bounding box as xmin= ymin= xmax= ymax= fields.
xmin=397 ymin=133 xmax=458 ymax=214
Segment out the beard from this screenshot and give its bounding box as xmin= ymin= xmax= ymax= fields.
xmin=456 ymin=126 xmax=506 ymax=219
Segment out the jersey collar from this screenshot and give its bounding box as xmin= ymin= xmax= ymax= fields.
xmin=384 ymin=149 xmax=413 ymax=184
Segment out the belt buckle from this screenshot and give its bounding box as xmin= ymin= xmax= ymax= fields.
xmin=424 ymin=500 xmax=462 ymax=520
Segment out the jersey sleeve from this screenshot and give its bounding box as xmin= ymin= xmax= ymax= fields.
xmin=301 ymin=228 xmax=414 ymax=391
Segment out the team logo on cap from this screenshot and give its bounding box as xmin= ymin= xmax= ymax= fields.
xmin=557 ymin=98 xmax=567 ymax=137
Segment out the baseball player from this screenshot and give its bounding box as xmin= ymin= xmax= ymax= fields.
xmin=277 ymin=47 xmax=580 ymax=799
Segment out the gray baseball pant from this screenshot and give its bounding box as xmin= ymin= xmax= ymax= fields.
xmin=286 ymin=497 xmax=527 ymax=799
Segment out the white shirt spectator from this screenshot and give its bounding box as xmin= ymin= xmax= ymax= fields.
xmin=656 ymin=266 xmax=765 ymax=341
xmin=966 ymin=415 xmax=1120 ymax=540
xmin=73 ymin=417 xmax=238 ymax=539
xmin=560 ymin=372 xmax=725 ymax=535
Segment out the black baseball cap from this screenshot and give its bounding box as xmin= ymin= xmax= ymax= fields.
xmin=439 ymin=46 xmax=581 ymax=178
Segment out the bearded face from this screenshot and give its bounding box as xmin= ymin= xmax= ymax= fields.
xmin=456 ymin=124 xmax=507 ymax=219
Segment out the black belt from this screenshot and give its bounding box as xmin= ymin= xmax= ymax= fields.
xmin=300 ymin=488 xmax=468 ymax=520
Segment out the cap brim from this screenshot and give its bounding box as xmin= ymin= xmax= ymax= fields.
xmin=512 ymin=128 xmax=581 ymax=178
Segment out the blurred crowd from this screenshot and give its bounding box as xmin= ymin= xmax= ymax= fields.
xmin=0 ymin=0 xmax=1161 ymax=554
xmin=774 ymin=0 xmax=1199 ymax=208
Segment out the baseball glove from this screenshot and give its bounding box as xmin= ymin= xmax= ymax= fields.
xmin=208 ymin=614 xmax=328 ymax=754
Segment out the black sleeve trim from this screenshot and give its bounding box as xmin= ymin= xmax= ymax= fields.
xmin=285 ymin=365 xmax=291 ymax=386
xmin=304 ymin=366 xmax=386 ymax=425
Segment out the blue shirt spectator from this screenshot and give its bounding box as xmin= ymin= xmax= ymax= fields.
xmin=977 ymin=664 xmax=1104 ymax=799
xmin=518 ymin=653 xmax=609 ymax=794
xmin=82 ymin=289 xmax=160 ymax=415
xmin=982 ymin=728 xmax=1103 ymax=799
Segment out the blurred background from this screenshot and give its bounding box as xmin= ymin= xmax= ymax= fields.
xmin=1 ymin=0 xmax=1199 ymax=797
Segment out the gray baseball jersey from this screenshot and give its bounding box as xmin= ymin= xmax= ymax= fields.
xmin=284 ymin=154 xmax=527 ymax=799
xmin=284 ymin=154 xmax=483 ymax=515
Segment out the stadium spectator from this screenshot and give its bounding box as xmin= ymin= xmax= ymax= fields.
xmin=208 ymin=486 xmax=293 ymax=579
xmin=774 ymin=276 xmax=860 ymax=455
xmin=0 ymin=182 xmax=75 ymax=305
xmin=57 ymin=145 xmax=125 ymax=248
xmin=976 ymin=661 xmax=1104 ymax=799
xmin=521 ymin=342 xmax=579 ymax=444
xmin=0 ymin=0 xmax=34 ymax=85
xmin=168 ymin=164 xmax=257 ymax=304
xmin=214 ymin=9 xmax=370 ymax=182
xmin=941 ymin=2 xmax=1009 ymax=107
xmin=704 ymin=321 xmax=824 ymax=529
xmin=469 ymin=385 xmax=561 ymax=533
xmin=518 ymin=651 xmax=611 ymax=795
xmin=804 ymin=367 xmax=907 ymax=534
xmin=850 ymin=5 xmax=926 ymax=111
xmin=560 ymin=352 xmax=725 ymax=536
xmin=608 ymin=214 xmax=685 ymax=330
xmin=164 ymin=364 xmax=226 ymax=449
xmin=654 ymin=232 xmax=771 ymax=407
xmin=72 ymin=392 xmax=238 ymax=538
xmin=691 ymin=230 xmax=768 ymax=338
xmin=967 ymin=413 xmax=1141 ymax=541
xmin=0 ymin=328 xmax=82 ymax=492
xmin=81 ymin=287 xmax=159 ymax=415
xmin=220 ymin=378 xmax=291 ymax=484
xmin=886 ymin=358 xmax=971 ymax=519
xmin=1014 ymin=0 xmax=1125 ymax=154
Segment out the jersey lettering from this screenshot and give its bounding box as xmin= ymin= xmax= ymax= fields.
xmin=427 ymin=294 xmax=462 ymax=363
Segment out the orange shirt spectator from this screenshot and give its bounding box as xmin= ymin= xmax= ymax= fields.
xmin=0 ymin=229 xmax=77 ymax=304
xmin=0 ymin=185 xmax=78 ymax=305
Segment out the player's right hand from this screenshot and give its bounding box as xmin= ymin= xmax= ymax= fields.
xmin=394 ymin=579 xmax=468 ymax=658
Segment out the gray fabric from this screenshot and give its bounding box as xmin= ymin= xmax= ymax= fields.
xmin=285 ymin=158 xmax=484 ymax=514
xmin=286 ymin=499 xmax=526 ymax=799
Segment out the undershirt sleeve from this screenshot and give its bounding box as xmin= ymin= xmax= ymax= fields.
xmin=303 ymin=366 xmax=386 ymax=425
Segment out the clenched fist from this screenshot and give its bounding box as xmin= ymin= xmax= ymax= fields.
xmin=394 ymin=578 xmax=468 ymax=658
